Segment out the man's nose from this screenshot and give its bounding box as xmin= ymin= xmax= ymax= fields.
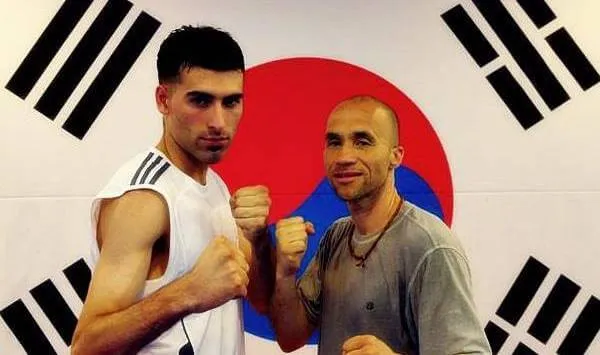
xmin=207 ymin=104 xmax=226 ymax=131
xmin=335 ymin=144 xmax=357 ymax=165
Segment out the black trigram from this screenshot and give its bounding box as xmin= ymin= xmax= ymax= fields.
xmin=485 ymin=256 xmax=600 ymax=354
xmin=442 ymin=0 xmax=599 ymax=129
xmin=0 ymin=258 xmax=92 ymax=354
xmin=5 ymin=0 xmax=161 ymax=139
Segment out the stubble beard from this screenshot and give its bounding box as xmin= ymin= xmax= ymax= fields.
xmin=335 ymin=175 xmax=390 ymax=212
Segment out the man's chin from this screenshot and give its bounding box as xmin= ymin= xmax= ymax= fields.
xmin=205 ymin=153 xmax=224 ymax=165
xmin=189 ymin=150 xmax=224 ymax=165
xmin=332 ymin=186 xmax=359 ymax=201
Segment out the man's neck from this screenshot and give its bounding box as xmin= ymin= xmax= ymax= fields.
xmin=156 ymin=136 xmax=208 ymax=185
xmin=348 ymin=183 xmax=401 ymax=236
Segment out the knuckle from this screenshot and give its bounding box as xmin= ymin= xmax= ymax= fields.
xmin=217 ymin=235 xmax=227 ymax=243
xmin=300 ymin=240 xmax=307 ymax=250
xmin=226 ymin=262 xmax=236 ymax=274
xmin=275 ymin=228 xmax=283 ymax=239
xmin=276 ymin=218 xmax=289 ymax=227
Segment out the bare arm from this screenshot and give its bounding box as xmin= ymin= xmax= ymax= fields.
xmin=71 ymin=190 xmax=193 ymax=354
xmin=230 ymin=185 xmax=275 ymax=314
xmin=268 ymin=217 xmax=317 ymax=352
xmin=72 ymin=190 xmax=249 ymax=354
xmin=238 ymin=229 xmax=274 ymax=314
xmin=270 ymin=272 xmax=316 ymax=352
xmin=230 ymin=187 xmax=318 ymax=350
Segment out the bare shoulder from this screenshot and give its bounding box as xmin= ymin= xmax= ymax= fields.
xmin=97 ymin=189 xmax=169 ymax=250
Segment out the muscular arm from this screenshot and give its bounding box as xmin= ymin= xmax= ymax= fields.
xmin=410 ymin=247 xmax=492 ymax=355
xmin=268 ymin=218 xmax=322 ymax=352
xmin=229 ymin=185 xmax=276 ymax=315
xmin=71 ymin=190 xmax=197 ymax=355
xmin=238 ymin=230 xmax=275 ymax=315
xmin=269 ymin=271 xmax=316 ymax=352
xmin=237 ymin=223 xmax=314 ymax=351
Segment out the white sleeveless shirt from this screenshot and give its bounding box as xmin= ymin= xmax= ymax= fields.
xmin=89 ymin=147 xmax=245 ymax=354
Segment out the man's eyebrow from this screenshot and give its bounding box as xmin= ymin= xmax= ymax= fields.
xmin=185 ymin=91 xmax=215 ymax=99
xmin=352 ymin=131 xmax=375 ymax=141
xmin=223 ymin=93 xmax=243 ymax=100
xmin=325 ymin=132 xmax=341 ymax=141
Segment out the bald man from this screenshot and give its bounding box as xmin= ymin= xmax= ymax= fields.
xmin=268 ymin=96 xmax=491 ymax=354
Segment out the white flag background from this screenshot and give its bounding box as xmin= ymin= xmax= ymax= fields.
xmin=1 ymin=0 xmax=599 ymax=354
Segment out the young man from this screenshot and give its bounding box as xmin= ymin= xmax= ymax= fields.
xmin=270 ymin=96 xmax=492 ymax=354
xmin=71 ymin=26 xmax=272 ymax=355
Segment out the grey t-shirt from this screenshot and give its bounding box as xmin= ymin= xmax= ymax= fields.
xmin=297 ymin=201 xmax=491 ymax=355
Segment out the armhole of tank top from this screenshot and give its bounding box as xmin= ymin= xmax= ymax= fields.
xmin=139 ymin=184 xmax=181 ymax=287
xmin=95 ymin=184 xmax=179 ymax=286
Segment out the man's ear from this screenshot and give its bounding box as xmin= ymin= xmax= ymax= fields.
xmin=155 ymin=84 xmax=170 ymax=115
xmin=390 ymin=145 xmax=404 ymax=170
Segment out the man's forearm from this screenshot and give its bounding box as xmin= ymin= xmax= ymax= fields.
xmin=269 ymin=274 xmax=314 ymax=352
xmin=243 ymin=232 xmax=275 ymax=314
xmin=72 ymin=276 xmax=195 ymax=355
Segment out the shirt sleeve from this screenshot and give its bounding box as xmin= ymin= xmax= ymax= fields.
xmin=297 ymin=254 xmax=322 ymax=325
xmin=408 ymin=247 xmax=492 ymax=355
xmin=296 ymin=224 xmax=338 ymax=325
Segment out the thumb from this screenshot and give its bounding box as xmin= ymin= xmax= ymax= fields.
xmin=305 ymin=221 xmax=315 ymax=235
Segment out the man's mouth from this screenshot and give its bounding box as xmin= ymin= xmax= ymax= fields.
xmin=199 ymin=137 xmax=229 ymax=152
xmin=200 ymin=137 xmax=229 ymax=143
xmin=332 ymin=171 xmax=362 ymax=183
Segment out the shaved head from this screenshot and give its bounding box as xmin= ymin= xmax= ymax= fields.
xmin=329 ymin=95 xmax=399 ymax=146
xmin=324 ymin=95 xmax=404 ymax=203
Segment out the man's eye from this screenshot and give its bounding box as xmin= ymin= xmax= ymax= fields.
xmin=356 ymin=139 xmax=371 ymax=146
xmin=223 ymin=97 xmax=241 ymax=108
xmin=326 ymin=140 xmax=341 ymax=147
xmin=191 ymin=96 xmax=212 ymax=107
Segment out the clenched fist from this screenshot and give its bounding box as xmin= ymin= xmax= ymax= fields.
xmin=342 ymin=335 xmax=399 ymax=355
xmin=275 ymin=217 xmax=315 ymax=277
xmin=231 ymin=185 xmax=271 ymax=242
xmin=187 ymin=236 xmax=250 ymax=312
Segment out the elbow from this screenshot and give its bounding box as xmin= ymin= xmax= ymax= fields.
xmin=70 ymin=330 xmax=85 ymax=355
xmin=70 ymin=325 xmax=101 ymax=355
xmin=71 ymin=324 xmax=90 ymax=355
xmin=275 ymin=331 xmax=308 ymax=353
xmin=251 ymin=300 xmax=270 ymax=316
xmin=71 ymin=343 xmax=83 ymax=355
xmin=276 ymin=338 xmax=304 ymax=353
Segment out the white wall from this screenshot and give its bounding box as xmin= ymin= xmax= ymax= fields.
xmin=1 ymin=0 xmax=599 ymax=354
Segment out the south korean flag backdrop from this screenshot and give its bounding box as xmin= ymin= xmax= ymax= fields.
xmin=1 ymin=1 xmax=599 ymax=354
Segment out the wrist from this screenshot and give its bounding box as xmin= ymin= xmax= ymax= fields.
xmin=275 ymin=266 xmax=298 ymax=281
xmin=252 ymin=232 xmax=271 ymax=253
xmin=249 ymin=226 xmax=269 ymax=243
xmin=175 ymin=272 xmax=205 ymax=313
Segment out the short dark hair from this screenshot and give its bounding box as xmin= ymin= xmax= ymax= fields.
xmin=157 ymin=25 xmax=245 ymax=83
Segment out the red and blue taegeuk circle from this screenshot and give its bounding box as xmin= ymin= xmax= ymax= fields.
xmin=213 ymin=57 xmax=453 ymax=343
